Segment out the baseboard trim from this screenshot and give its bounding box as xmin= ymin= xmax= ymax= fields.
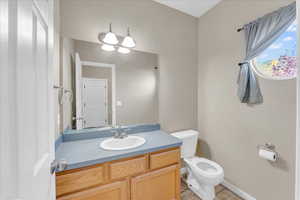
xmin=222 ymin=180 xmax=256 ymax=200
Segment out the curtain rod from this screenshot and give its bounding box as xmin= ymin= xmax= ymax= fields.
xmin=237 ymin=27 xmax=244 ymax=32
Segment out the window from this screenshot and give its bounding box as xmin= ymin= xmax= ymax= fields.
xmin=252 ymin=21 xmax=297 ymax=80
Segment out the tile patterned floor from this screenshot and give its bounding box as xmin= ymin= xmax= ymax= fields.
xmin=181 ymin=181 xmax=243 ymax=200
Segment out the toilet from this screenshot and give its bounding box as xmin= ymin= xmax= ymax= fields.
xmin=172 ymin=130 xmax=224 ymax=200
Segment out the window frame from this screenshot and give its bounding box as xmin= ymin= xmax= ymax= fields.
xmin=250 ymin=19 xmax=297 ymax=80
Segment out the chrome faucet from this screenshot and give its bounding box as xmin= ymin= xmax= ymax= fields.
xmin=113 ymin=125 xmax=129 ymax=139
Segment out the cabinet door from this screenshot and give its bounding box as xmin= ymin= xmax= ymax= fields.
xmin=131 ymin=165 xmax=180 ymax=200
xmin=57 ymin=180 xmax=128 ymax=200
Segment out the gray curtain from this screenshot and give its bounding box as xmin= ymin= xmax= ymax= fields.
xmin=237 ymin=2 xmax=296 ymax=104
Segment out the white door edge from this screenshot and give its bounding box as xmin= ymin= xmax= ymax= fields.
xmin=75 ymin=53 xmax=83 ymax=129
xmin=33 ymin=153 xmax=50 ymax=177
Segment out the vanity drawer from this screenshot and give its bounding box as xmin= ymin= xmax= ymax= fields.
xmin=57 ymin=180 xmax=128 ymax=200
xmin=56 ymin=164 xmax=106 ymax=197
xmin=150 ymin=148 xmax=180 ymax=170
xmin=109 ymin=155 xmax=147 ymax=180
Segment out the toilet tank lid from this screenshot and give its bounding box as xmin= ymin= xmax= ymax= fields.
xmin=171 ymin=130 xmax=199 ymax=139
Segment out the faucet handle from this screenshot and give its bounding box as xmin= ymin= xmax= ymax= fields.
xmin=119 ymin=128 xmax=131 ymax=139
xmin=111 ymin=126 xmax=120 ymax=138
xmin=112 ymin=131 xmax=120 ymax=138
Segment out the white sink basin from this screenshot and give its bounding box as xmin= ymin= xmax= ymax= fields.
xmin=100 ymin=136 xmax=146 ymax=150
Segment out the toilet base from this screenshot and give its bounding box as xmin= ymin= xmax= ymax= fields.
xmin=187 ymin=176 xmax=216 ymax=200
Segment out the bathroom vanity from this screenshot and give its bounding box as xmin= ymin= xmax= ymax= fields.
xmin=55 ymin=129 xmax=182 ymax=200
xmin=54 ymin=37 xmax=182 ymax=199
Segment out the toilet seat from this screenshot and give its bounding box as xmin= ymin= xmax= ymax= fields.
xmin=184 ymin=157 xmax=224 ymax=179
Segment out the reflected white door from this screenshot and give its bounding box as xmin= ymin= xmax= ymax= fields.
xmin=0 ymin=0 xmax=55 ymax=200
xmin=82 ymin=78 xmax=108 ymax=128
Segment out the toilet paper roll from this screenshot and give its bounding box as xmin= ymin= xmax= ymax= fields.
xmin=259 ymin=149 xmax=278 ymax=162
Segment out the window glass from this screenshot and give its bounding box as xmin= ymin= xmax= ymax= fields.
xmin=252 ymin=21 xmax=297 ymax=79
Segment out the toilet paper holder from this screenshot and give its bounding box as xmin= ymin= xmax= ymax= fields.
xmin=257 ymin=143 xmax=275 ymax=150
xmin=257 ymin=143 xmax=279 ymax=162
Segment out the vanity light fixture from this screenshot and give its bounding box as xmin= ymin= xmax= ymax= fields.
xmin=121 ymin=28 xmax=136 ymax=48
xmin=101 ymin=44 xmax=115 ymax=51
xmin=102 ymin=23 xmax=119 ymax=45
xmin=99 ymin=24 xmax=136 ymax=53
xmin=118 ymin=47 xmax=130 ymax=54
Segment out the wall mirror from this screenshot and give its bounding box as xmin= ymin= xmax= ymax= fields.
xmin=58 ymin=38 xmax=159 ymax=132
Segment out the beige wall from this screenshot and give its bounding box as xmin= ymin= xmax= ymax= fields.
xmin=197 ymin=1 xmax=296 ymax=200
xmin=82 ymin=66 xmax=113 ymax=124
xmin=60 ymin=0 xmax=198 ymax=132
xmin=75 ymin=40 xmax=159 ymax=126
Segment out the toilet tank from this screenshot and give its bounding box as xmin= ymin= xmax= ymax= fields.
xmin=171 ymin=130 xmax=199 ymax=158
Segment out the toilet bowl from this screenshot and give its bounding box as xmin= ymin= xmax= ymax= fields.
xmin=185 ymin=157 xmax=224 ymax=200
xmin=172 ymin=130 xmax=224 ymax=200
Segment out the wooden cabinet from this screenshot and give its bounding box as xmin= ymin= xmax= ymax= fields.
xmin=110 ymin=155 xmax=147 ymax=180
xmin=57 ymin=180 xmax=128 ymax=200
xmin=56 ymin=147 xmax=180 ymax=200
xmin=56 ymin=164 xmax=106 ymax=197
xmin=131 ymin=165 xmax=180 ymax=200
xmin=150 ymin=148 xmax=180 ymax=170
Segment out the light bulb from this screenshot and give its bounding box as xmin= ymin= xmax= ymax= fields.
xmin=118 ymin=47 xmax=130 ymax=54
xmin=121 ymin=28 xmax=136 ymax=48
xmin=102 ymin=23 xmax=119 ymax=45
xmin=121 ymin=36 xmax=136 ymax=48
xmin=103 ymin=32 xmax=119 ymax=45
xmin=101 ymin=44 xmax=115 ymax=51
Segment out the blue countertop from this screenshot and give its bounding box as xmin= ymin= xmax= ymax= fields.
xmin=55 ymin=130 xmax=182 ymax=172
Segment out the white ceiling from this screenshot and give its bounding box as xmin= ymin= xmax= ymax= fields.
xmin=153 ymin=0 xmax=222 ymax=18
